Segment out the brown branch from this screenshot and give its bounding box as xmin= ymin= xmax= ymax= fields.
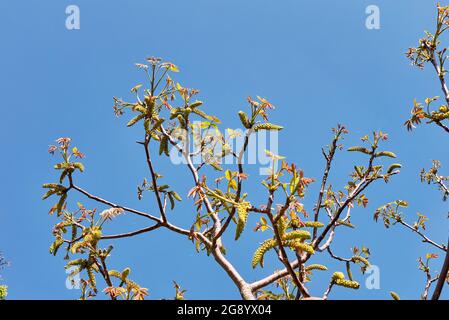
xmin=266 ymin=192 xmax=310 ymax=299
xmin=313 ymin=177 xmax=370 ymax=249
xmin=327 ymin=247 xmax=351 ymax=263
xmin=426 ymin=43 xmax=449 ymax=135
xmin=70 ymin=183 xmax=160 ymax=223
xmin=97 ymin=257 xmax=116 ymax=300
xmin=322 ymin=282 xmax=335 ymax=300
xmin=312 ymin=140 xmax=338 ymax=240
xmin=101 ymin=224 xmax=162 ymax=239
xmin=213 ymin=130 xmax=252 ymax=243
xmin=143 ymin=138 xmax=167 ymax=223
xmin=436 ymin=177 xmax=449 ymax=197
xmin=422 ymin=272 xmax=439 ymax=300
xmin=397 ymin=220 xmax=446 ymax=252
xmin=317 ymin=227 xmax=336 ymax=252
xmin=432 ymin=237 xmax=449 ymax=300
xmin=161 ymin=119 xmax=255 ymax=300
xmin=435 ymin=120 xmax=449 ymax=134
xmin=250 ymin=259 xmax=300 ymax=291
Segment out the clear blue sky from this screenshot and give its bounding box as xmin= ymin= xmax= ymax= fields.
xmin=0 ymin=0 xmax=448 ymax=300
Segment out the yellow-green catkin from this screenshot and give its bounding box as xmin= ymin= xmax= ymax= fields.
xmin=252 ymin=238 xmax=277 ymax=268
xmin=283 ymin=230 xmax=311 ymax=241
xmin=235 ymin=202 xmax=251 ymax=240
xmin=285 ymin=240 xmax=315 ymax=255
xmin=305 ymin=264 xmax=328 ymax=272
xmin=335 ymin=279 xmax=360 ymax=289
xmin=301 ymin=221 xmax=324 ymax=228
xmin=253 ymin=123 xmax=283 ymax=131
xmin=351 ymin=256 xmax=370 ymax=267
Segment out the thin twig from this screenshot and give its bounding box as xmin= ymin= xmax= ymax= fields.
xmin=143 ymin=138 xmax=167 ymax=222
xmin=101 ymin=224 xmax=162 ymax=239
xmin=322 ymin=282 xmax=335 ymax=300
xmin=397 ymin=220 xmax=446 ymax=252
xmin=70 ymin=183 xmax=160 ymax=223
xmin=312 ymin=139 xmax=338 ymax=240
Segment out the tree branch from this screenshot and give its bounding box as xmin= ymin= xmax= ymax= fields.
xmin=164 ymin=118 xmax=255 ymax=300
xmin=213 ymin=130 xmax=251 ymax=243
xmin=431 ymin=236 xmax=449 ymax=300
xmin=250 ymin=259 xmax=300 ymax=291
xmin=143 ymin=138 xmax=167 ymax=222
xmin=70 ymin=183 xmax=160 ymax=223
xmin=397 ymin=219 xmax=446 ymax=252
xmin=313 ymin=177 xmax=370 ymax=249
xmin=266 ymin=192 xmax=310 ymax=299
xmin=322 ymin=282 xmax=335 ymax=300
xmin=312 ymin=140 xmax=338 ymax=240
xmin=101 ymin=224 xmax=162 ymax=240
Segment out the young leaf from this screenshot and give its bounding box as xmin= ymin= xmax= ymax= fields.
xmin=347 ymin=146 xmax=371 ymax=155
xmin=375 ymin=151 xmax=397 ymax=158
xmin=387 ymin=163 xmax=402 ymax=174
xmin=127 ymin=113 xmax=146 ymax=127
xmin=238 ymin=111 xmax=251 ymax=129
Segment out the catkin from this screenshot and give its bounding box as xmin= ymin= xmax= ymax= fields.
xmin=253 ymin=123 xmax=283 ymax=131
xmin=235 ymin=202 xmax=250 ymax=240
xmin=305 ymin=264 xmax=328 ymax=272
xmin=283 ymin=230 xmax=311 ymax=241
xmin=301 ymin=221 xmax=324 ymax=228
xmin=252 ymin=238 xmax=277 ymax=268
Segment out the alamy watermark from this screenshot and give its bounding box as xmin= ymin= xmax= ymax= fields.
xmin=365 ymin=265 xmax=381 ymax=289
xmin=66 ymin=5 xmax=80 ymax=30
xmin=366 ymin=5 xmax=380 ymax=30
xmin=165 ymin=122 xmax=280 ymax=175
xmin=66 ymin=266 xmax=81 ymax=289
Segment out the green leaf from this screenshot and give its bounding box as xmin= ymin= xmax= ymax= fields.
xmin=390 ymin=291 xmax=400 ymax=300
xmin=132 ymin=104 xmax=148 ymax=114
xmin=209 ymin=162 xmax=223 ymax=171
xmin=387 ymin=163 xmax=402 ymax=174
xmin=375 ymin=151 xmax=397 ymax=158
xmin=152 ymin=118 xmax=165 ymax=131
xmin=168 ymin=193 xmax=175 ymax=210
xmin=171 ymin=191 xmax=182 ymax=201
xmin=50 ymin=238 xmax=64 ymax=256
xmin=159 ymin=136 xmax=169 ymax=156
xmin=42 ymin=189 xmax=57 ymax=200
xmin=347 ymin=146 xmax=371 ymax=155
xmin=395 ymin=200 xmax=408 ymax=207
xmin=73 ymin=162 xmax=85 ymax=172
xmin=170 ymin=108 xmax=183 ymax=120
xmin=54 ymin=162 xmax=70 ymax=170
xmin=59 ymin=170 xmax=69 ymax=183
xmin=167 ymin=63 xmax=179 ymax=72
xmin=189 ymin=100 xmax=203 ymax=108
xmin=127 ymin=113 xmax=146 ymax=127
xmin=56 ymin=192 xmax=68 ymax=214
xmin=238 ymin=111 xmax=251 ymax=129
xmin=354 ymin=166 xmax=365 ymax=177
xmin=191 ymin=108 xmax=221 ymax=123
xmin=130 ymin=84 xmax=142 ymax=92
xmin=229 ymin=179 xmax=237 ymax=190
